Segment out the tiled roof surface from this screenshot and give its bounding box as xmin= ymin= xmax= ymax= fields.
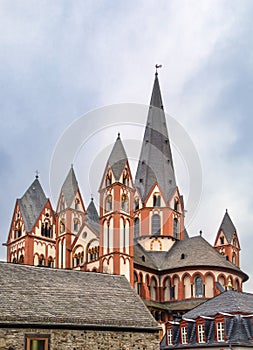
xmin=18 ymin=178 xmax=47 ymax=232
xmin=135 ymin=74 xmax=176 ymax=202
xmin=184 ymin=290 xmax=253 ymax=319
xmin=0 ymin=262 xmax=159 ymax=329
xmin=134 ymin=236 xmax=248 ymax=280
xmin=61 ymin=167 xmax=79 ymax=208
xmin=108 ymin=134 xmax=128 ymax=181
xmin=219 ymin=211 xmax=237 ymax=243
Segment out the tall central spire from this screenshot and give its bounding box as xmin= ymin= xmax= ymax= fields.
xmin=135 ymin=72 xmax=176 ymax=202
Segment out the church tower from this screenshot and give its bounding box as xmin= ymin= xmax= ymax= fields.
xmin=6 ymin=175 xmax=56 ymax=267
xmin=134 ymin=72 xmax=184 ymax=251
xmin=56 ymin=166 xmax=85 ymax=269
xmin=99 ymin=134 xmax=134 ymax=285
xmin=214 ymin=210 xmax=241 ymax=268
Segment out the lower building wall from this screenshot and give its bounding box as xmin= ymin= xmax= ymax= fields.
xmin=0 ymin=327 xmax=160 ymax=350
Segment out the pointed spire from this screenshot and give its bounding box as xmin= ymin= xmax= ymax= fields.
xmin=219 ymin=210 xmax=237 ymax=243
xmin=18 ymin=178 xmax=47 ymax=232
xmin=61 ymin=166 xmax=79 ymax=208
xmin=86 ymin=199 xmax=99 ymax=235
xmin=108 ymin=134 xmax=128 ymax=181
xmin=135 ymin=72 xmax=176 ymax=202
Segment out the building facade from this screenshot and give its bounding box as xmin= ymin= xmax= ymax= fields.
xmin=5 ymin=72 xmax=248 ymax=323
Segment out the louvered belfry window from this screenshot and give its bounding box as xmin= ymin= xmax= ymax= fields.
xmin=152 ymin=214 xmax=161 ymax=235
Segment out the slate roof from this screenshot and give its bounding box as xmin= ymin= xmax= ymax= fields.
xmin=134 ymin=236 xmax=248 ymax=280
xmin=135 ymin=73 xmax=176 ymax=202
xmin=108 ymin=134 xmax=128 ymax=180
xmin=61 ymin=166 xmax=79 ymax=208
xmin=219 ymin=210 xmax=237 ymax=243
xmin=18 ymin=178 xmax=47 ymax=232
xmin=0 ymin=262 xmax=159 ymax=330
xmin=183 ymin=290 xmax=253 ymax=319
xmin=86 ymin=198 xmax=100 ymax=235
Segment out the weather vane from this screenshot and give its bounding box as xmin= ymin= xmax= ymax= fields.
xmin=155 ymin=64 xmax=162 ymax=74
xmin=35 ymin=170 xmax=39 ymax=179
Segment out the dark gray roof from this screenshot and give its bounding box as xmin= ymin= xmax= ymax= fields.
xmin=86 ymin=198 xmax=100 ymax=235
xmin=18 ymin=178 xmax=47 ymax=232
xmin=61 ymin=166 xmax=79 ymax=208
xmin=134 ymin=236 xmax=248 ymax=280
xmin=184 ymin=290 xmax=253 ymax=319
xmin=219 ymin=211 xmax=237 ymax=243
xmin=0 ymin=262 xmax=159 ymax=329
xmin=135 ymin=73 xmax=176 ymax=202
xmin=108 ymin=134 xmax=128 ymax=181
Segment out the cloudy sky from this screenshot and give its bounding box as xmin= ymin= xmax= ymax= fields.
xmin=1 ymin=0 xmax=253 ymax=290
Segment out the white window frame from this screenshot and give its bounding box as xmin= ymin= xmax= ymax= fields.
xmin=181 ymin=326 xmax=187 ymax=344
xmin=198 ymin=324 xmax=205 ymax=343
xmin=167 ymin=328 xmax=173 ymax=345
xmin=217 ymin=321 xmax=225 ymax=342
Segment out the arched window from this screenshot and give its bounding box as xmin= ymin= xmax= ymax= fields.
xmin=121 ymin=194 xmax=129 ymax=212
xmin=195 ymin=275 xmax=203 ymax=297
xmin=60 ymin=220 xmax=65 ymax=233
xmin=105 ymin=194 xmax=112 ymax=212
xmin=152 ymin=214 xmax=161 ymax=235
xmin=123 ymin=171 xmax=129 ymax=186
xmin=134 ymin=273 xmax=140 ymax=295
xmin=232 ymin=252 xmax=237 ymax=265
xmin=38 ymin=255 xmax=45 ymax=267
xmin=220 ymin=236 xmax=224 ymax=245
xmin=174 ymin=200 xmax=179 ymax=211
xmin=19 ymin=255 xmax=24 ymax=264
xmin=42 ymin=220 xmax=52 ymax=238
xmin=164 ymin=278 xmax=171 ymax=301
xmin=73 ymin=218 xmax=80 ymax=232
xmin=150 ymin=278 xmax=157 ymax=300
xmin=48 ymin=257 xmax=54 ymax=268
xmin=173 ymin=218 xmax=178 ymax=238
xmin=106 ymin=173 xmax=112 ymax=187
xmin=134 ymin=217 xmax=140 ymax=238
xmin=153 ymin=193 xmax=161 ymax=207
xmin=134 ymin=198 xmax=139 ymax=211
xmin=75 ymin=198 xmax=80 ymax=210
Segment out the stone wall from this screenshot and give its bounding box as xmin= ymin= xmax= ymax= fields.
xmin=0 ymin=327 xmax=160 ymax=350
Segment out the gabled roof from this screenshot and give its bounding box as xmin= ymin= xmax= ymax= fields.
xmin=108 ymin=133 xmax=128 ymax=181
xmin=183 ymin=290 xmax=253 ymax=319
xmin=219 ymin=210 xmax=237 ymax=243
xmin=61 ymin=166 xmax=79 ymax=208
xmin=135 ymin=73 xmax=176 ymax=202
xmin=0 ymin=262 xmax=159 ymax=330
xmin=86 ymin=198 xmax=99 ymax=235
xmin=18 ymin=178 xmax=47 ymax=232
xmin=134 ymin=236 xmax=248 ymax=280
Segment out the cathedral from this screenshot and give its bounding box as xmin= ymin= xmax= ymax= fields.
xmin=5 ymin=72 xmax=248 ymax=324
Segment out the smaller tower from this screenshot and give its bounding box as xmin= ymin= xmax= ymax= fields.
xmin=99 ymin=134 xmax=135 ymax=285
xmin=214 ymin=210 xmax=241 ymax=268
xmin=56 ymin=166 xmax=85 ymax=269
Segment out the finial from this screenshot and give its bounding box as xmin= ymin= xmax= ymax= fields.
xmin=91 ymin=194 xmax=94 ymax=201
xmin=71 ymin=163 xmax=74 ymax=168
xmin=155 ymin=64 xmax=162 ymax=75
xmin=35 ymin=170 xmax=39 ymax=179
xmin=117 ymin=132 xmax=120 ymax=139
xmin=199 ymin=230 xmax=202 ymax=236
xmin=226 ymin=208 xmax=228 ymax=213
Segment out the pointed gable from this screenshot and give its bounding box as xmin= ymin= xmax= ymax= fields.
xmin=18 ymin=178 xmax=47 ymax=232
xmin=135 ymin=73 xmax=176 ymax=202
xmin=61 ymin=166 xmax=79 ymax=208
xmin=108 ymin=133 xmax=128 ymax=181
xmin=219 ymin=211 xmax=237 ymax=244
xmin=86 ymin=198 xmax=99 ymax=235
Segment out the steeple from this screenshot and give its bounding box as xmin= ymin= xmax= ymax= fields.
xmin=218 ymin=210 xmax=237 ymax=244
xmin=61 ymin=166 xmax=79 ymax=208
xmin=135 ymin=72 xmax=176 ymax=202
xmin=108 ymin=133 xmax=128 ymax=181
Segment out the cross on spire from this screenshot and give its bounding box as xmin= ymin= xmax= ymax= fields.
xmin=155 ymin=64 xmax=162 ymax=75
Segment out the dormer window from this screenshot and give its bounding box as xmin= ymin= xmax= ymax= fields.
xmin=106 ymin=173 xmax=112 ymax=187
xmin=167 ymin=328 xmax=173 ymax=345
xmin=197 ymin=324 xmax=205 ymax=343
xmin=153 ymin=193 xmax=161 ymax=207
xmin=181 ymin=326 xmax=187 ymax=344
xmin=216 ymin=321 xmax=225 ymax=342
